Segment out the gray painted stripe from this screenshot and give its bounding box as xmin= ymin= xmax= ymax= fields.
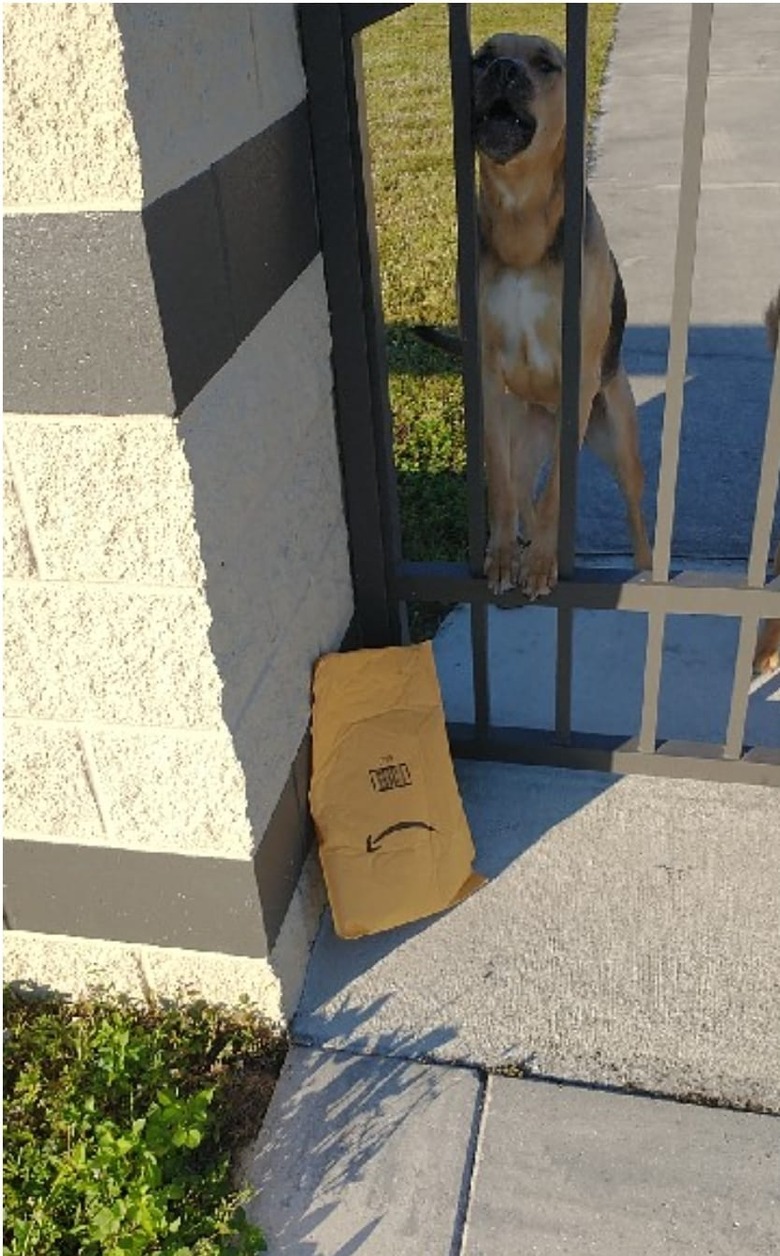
xmin=253 ymin=732 xmax=313 ymax=951
xmin=4 ymin=732 xmax=315 ymax=957
xmin=3 ymin=103 xmax=319 ymax=416
xmin=3 ymin=839 xmax=270 ymax=959
xmin=214 ymin=104 xmax=319 ymax=347
xmin=3 ymin=212 xmax=176 ymax=416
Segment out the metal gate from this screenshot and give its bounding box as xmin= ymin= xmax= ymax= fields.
xmin=298 ymin=3 xmax=780 ymax=787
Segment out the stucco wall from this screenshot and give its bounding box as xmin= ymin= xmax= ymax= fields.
xmin=3 ymin=3 xmax=353 ymax=1018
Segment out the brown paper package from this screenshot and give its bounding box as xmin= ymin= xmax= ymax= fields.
xmin=310 ymin=642 xmax=486 ymax=939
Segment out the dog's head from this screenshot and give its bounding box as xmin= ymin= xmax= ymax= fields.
xmin=472 ymin=33 xmax=565 ymax=166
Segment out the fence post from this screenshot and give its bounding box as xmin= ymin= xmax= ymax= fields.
xmin=297 ymin=4 xmax=405 ymax=648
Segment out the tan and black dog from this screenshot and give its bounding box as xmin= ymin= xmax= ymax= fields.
xmin=753 ymin=289 xmax=780 ymax=675
xmin=472 ymin=33 xmax=652 ymax=596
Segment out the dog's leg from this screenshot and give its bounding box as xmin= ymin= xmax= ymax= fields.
xmin=511 ymin=401 xmax=557 ymax=544
xmin=484 ymin=384 xmax=555 ymax=593
xmin=585 ymin=365 xmax=652 ymax=570
xmin=519 ymin=377 xmax=598 ymax=599
xmin=483 ymin=370 xmax=524 ymax=593
xmin=753 ymin=541 xmax=780 ymax=675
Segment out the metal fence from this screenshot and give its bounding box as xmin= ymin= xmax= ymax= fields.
xmin=298 ymin=3 xmax=780 ymax=787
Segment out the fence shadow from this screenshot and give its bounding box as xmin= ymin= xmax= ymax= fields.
xmin=585 ymin=322 xmax=779 ymax=561
xmin=293 ymin=758 xmax=616 ymax=1038
xmin=241 ymin=1012 xmax=472 ymax=1255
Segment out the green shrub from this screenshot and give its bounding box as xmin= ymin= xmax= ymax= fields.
xmin=3 ymin=989 xmax=287 ymax=1255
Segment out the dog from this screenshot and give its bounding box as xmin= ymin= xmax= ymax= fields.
xmin=752 ymin=289 xmax=780 ymax=675
xmin=472 ymin=34 xmax=652 ymax=596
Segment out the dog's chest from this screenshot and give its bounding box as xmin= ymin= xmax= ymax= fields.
xmin=484 ymin=269 xmax=560 ymax=403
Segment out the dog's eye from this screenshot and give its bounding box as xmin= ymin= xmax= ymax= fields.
xmin=532 ymin=54 xmax=559 ymax=75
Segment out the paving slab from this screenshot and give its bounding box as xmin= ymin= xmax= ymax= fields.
xmin=596 ymin=184 xmax=780 ymax=327
xmin=592 ymin=3 xmax=780 ymax=326
xmin=594 ymin=4 xmax=780 ymax=192
xmin=596 ymin=3 xmax=777 ymax=83
xmin=596 ymin=336 xmax=777 ymax=559
xmin=295 ymin=760 xmax=780 ymax=1112
xmin=242 ymin=1045 xmax=481 ymax=1255
xmin=463 ymin=1078 xmax=780 ymax=1256
xmin=587 ymin=4 xmax=780 ymax=558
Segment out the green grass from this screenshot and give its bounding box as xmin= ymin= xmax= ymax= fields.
xmin=362 ymin=4 xmax=618 ymax=633
xmin=3 ymin=989 xmax=287 ymax=1255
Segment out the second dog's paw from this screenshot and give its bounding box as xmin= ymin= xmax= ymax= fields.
xmin=752 ymin=628 xmax=780 ymax=677
xmin=484 ymin=541 xmax=522 ymax=595
xmin=520 ymin=543 xmax=558 ymax=601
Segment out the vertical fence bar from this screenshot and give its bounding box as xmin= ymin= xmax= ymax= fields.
xmin=554 ymin=608 xmax=575 ymax=742
xmin=746 ymin=327 xmax=780 ymax=590
xmin=297 ymin=6 xmax=405 ymax=647
xmin=637 ymin=3 xmax=712 ymax=753
xmin=449 ymin=3 xmax=490 ymax=736
xmin=351 ymin=31 xmax=409 ymax=642
xmin=558 ymin=2 xmax=588 ymax=579
xmin=724 ymin=324 xmax=780 ymax=757
xmin=638 ymin=613 xmax=666 ymax=752
xmin=555 ymin=4 xmax=588 ymax=742
xmin=723 ymin=618 xmax=760 ymax=758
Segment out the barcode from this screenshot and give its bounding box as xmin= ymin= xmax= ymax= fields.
xmin=369 ymin=762 xmax=412 ymax=792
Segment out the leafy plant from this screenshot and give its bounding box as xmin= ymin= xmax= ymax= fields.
xmin=3 ymin=989 xmax=287 ymax=1255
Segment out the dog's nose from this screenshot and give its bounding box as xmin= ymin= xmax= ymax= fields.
xmin=492 ymin=57 xmax=528 ymax=93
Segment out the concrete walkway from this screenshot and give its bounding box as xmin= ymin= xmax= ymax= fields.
xmin=245 ymin=1048 xmax=778 ymax=1254
xmin=583 ymin=1 xmax=780 ymax=561
xmin=245 ymin=7 xmax=780 ymax=1252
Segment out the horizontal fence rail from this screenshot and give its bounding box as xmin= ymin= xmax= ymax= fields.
xmin=303 ymin=3 xmax=780 ymax=788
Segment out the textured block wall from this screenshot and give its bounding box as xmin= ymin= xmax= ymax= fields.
xmin=3 ymin=3 xmax=353 ymax=1017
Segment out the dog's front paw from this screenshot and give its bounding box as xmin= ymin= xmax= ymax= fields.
xmin=484 ymin=540 xmax=523 ymax=595
xmin=520 ymin=542 xmax=558 ymax=600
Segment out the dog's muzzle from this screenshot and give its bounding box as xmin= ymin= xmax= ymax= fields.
xmin=473 ymin=57 xmax=537 ymax=164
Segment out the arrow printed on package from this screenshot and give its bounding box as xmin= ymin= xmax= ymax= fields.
xmin=365 ymin=821 xmax=437 ymax=854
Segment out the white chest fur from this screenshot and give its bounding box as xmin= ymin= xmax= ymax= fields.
xmin=485 ymin=270 xmax=558 ymax=379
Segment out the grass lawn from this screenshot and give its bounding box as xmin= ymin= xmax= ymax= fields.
xmin=362 ymin=3 xmax=618 ymax=631
xmin=3 ymin=989 xmax=286 ymax=1255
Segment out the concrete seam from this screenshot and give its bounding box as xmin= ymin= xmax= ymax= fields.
xmin=608 ymin=181 xmax=780 ymax=192
xmin=4 ymin=717 xmax=225 ymax=736
xmin=4 ymin=201 xmax=144 ymax=215
xmin=78 ymin=727 xmax=116 ymax=844
xmin=247 ymin=8 xmax=265 ymax=124
xmin=134 ymin=951 xmax=158 ymax=1007
xmin=288 ymin=1036 xmax=481 ymax=1076
xmin=229 ymin=648 xmax=284 ymax=736
xmin=2 ymin=830 xmax=251 ymax=860
xmin=451 ymin=1071 xmax=489 ymax=1256
xmin=2 ymin=432 xmax=48 ymax=579
xmin=3 ymin=413 xmax=179 ymax=426
xmin=3 ymin=577 xmax=203 ymax=593
xmin=210 ymin=160 xmax=239 ymax=347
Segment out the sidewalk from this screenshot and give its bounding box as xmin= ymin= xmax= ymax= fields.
xmin=244 ymin=7 xmax=780 ymax=1252
xmin=245 ymin=1048 xmax=778 ymax=1254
